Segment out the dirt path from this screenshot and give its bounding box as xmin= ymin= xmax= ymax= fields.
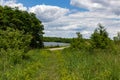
xmin=48 ymin=46 xmax=69 ymax=51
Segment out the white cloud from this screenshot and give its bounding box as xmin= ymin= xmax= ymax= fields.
xmin=70 ymin=0 xmax=120 ymax=15
xmin=43 ymin=11 xmax=120 ymax=38
xmin=29 ymin=5 xmax=69 ymax=22
xmin=44 ymin=30 xmax=77 ymax=38
xmin=0 ymin=0 xmax=3 ymax=5
xmin=1 ymin=0 xmax=27 ymax=11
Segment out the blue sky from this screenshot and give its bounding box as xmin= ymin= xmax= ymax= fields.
xmin=1 ymin=0 xmax=120 ymax=38
xmin=17 ymin=0 xmax=88 ymax=11
xmin=17 ymin=0 xmax=70 ymax=8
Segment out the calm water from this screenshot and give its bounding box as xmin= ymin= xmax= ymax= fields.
xmin=44 ymin=42 xmax=70 ymax=47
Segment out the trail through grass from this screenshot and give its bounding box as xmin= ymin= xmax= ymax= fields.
xmin=36 ymin=50 xmax=64 ymax=80
xmin=1 ymin=49 xmax=120 ymax=80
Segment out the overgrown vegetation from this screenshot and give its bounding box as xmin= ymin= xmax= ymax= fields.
xmin=0 ymin=6 xmax=44 ymax=48
xmin=1 ymin=48 xmax=120 ymax=80
xmin=0 ymin=6 xmax=44 ymax=79
xmin=71 ymin=32 xmax=90 ymax=50
xmin=0 ymin=27 xmax=31 ymax=51
xmin=60 ymin=48 xmax=120 ymax=80
xmin=0 ymin=6 xmax=120 ymax=80
xmin=71 ymin=23 xmax=115 ymax=51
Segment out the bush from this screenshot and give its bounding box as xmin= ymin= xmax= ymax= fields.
xmin=0 ymin=27 xmax=32 ymax=50
xmin=71 ymin=32 xmax=90 ymax=50
xmin=91 ymin=24 xmax=112 ymax=49
xmin=0 ymin=27 xmax=32 ymax=63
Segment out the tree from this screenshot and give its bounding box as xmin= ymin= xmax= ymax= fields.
xmin=0 ymin=6 xmax=44 ymax=48
xmin=91 ymin=24 xmax=111 ymax=49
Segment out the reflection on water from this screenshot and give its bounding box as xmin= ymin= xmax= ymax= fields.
xmin=44 ymin=42 xmax=70 ymax=47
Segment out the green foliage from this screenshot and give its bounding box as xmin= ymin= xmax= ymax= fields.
xmin=113 ymin=32 xmax=120 ymax=52
xmin=114 ymin=32 xmax=120 ymax=44
xmin=60 ymin=48 xmax=120 ymax=80
xmin=91 ymin=24 xmax=112 ymax=49
xmin=0 ymin=6 xmax=44 ymax=48
xmin=0 ymin=6 xmax=44 ymax=79
xmin=0 ymin=5 xmax=120 ymax=80
xmin=71 ymin=32 xmax=90 ymax=50
xmin=0 ymin=27 xmax=32 ymax=64
xmin=0 ymin=49 xmax=45 ymax=80
xmin=1 ymin=48 xmax=120 ymax=79
xmin=0 ymin=27 xmax=31 ymax=50
xmin=43 ymin=37 xmax=72 ymax=43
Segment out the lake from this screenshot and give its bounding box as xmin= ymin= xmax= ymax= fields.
xmin=44 ymin=42 xmax=70 ymax=47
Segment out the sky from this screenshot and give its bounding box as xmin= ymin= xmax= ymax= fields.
xmin=0 ymin=0 xmax=120 ymax=38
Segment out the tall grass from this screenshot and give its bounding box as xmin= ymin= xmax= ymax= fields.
xmin=1 ymin=48 xmax=120 ymax=80
xmin=60 ymin=48 xmax=120 ymax=80
xmin=0 ymin=49 xmax=51 ymax=80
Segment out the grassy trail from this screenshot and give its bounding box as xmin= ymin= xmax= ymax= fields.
xmin=36 ymin=50 xmax=64 ymax=80
xmin=2 ymin=49 xmax=120 ymax=80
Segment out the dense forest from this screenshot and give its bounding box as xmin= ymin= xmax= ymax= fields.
xmin=0 ymin=6 xmax=120 ymax=80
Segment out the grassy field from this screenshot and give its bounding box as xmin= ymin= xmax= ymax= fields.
xmin=1 ymin=48 xmax=120 ymax=80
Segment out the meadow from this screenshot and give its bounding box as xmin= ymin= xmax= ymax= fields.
xmin=1 ymin=48 xmax=120 ymax=80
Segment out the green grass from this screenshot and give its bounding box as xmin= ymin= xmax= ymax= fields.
xmin=1 ymin=48 xmax=120 ymax=80
xmin=61 ymin=48 xmax=120 ymax=80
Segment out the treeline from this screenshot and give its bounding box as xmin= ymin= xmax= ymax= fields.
xmin=43 ymin=37 xmax=72 ymax=43
xmin=71 ymin=23 xmax=120 ymax=51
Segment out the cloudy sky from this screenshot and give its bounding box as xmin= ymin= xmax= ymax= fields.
xmin=1 ymin=0 xmax=120 ymax=38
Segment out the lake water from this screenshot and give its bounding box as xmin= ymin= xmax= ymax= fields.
xmin=44 ymin=42 xmax=70 ymax=47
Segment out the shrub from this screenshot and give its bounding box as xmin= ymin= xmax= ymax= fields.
xmin=90 ymin=24 xmax=112 ymax=49
xmin=114 ymin=32 xmax=120 ymax=44
xmin=71 ymin=32 xmax=90 ymax=50
xmin=0 ymin=27 xmax=31 ymax=50
xmin=0 ymin=27 xmax=32 ymax=63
